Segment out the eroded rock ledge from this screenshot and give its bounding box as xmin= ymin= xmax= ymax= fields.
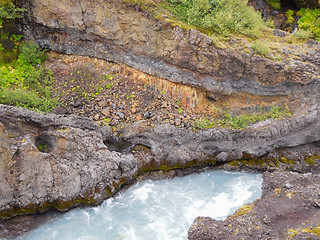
xmin=0 ymin=96 xmax=320 ymax=222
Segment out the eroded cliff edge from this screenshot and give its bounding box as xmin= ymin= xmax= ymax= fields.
xmin=189 ymin=171 xmax=320 ymax=239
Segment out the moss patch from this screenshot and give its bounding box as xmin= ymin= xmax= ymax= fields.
xmin=0 ymin=195 xmax=97 ymax=221
xmin=304 ymin=155 xmax=320 ymax=165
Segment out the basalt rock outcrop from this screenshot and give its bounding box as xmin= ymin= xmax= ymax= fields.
xmin=21 ymin=0 xmax=320 ymax=100
xmin=0 ymin=104 xmax=138 ymax=221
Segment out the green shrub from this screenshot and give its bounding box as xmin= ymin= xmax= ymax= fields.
xmin=0 ymin=41 xmax=58 ymax=112
xmin=0 ymin=87 xmax=57 ymax=112
xmin=251 ymin=40 xmax=270 ymax=56
xmin=220 ymin=105 xmax=291 ymax=129
xmin=194 ymin=106 xmax=291 ymax=130
xmin=286 ymin=10 xmax=295 ymax=24
xmin=297 ymin=8 xmax=320 ymax=40
xmin=166 ymin=0 xmax=266 ymax=38
xmin=195 ymin=117 xmax=214 ymax=129
xmin=18 ymin=41 xmax=47 ymax=65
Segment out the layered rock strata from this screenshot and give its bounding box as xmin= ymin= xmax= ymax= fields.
xmin=22 ymin=0 xmax=320 ymax=99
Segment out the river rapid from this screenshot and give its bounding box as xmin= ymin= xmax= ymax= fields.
xmin=9 ymin=170 xmax=262 ymax=240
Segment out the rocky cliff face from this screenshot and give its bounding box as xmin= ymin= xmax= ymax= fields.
xmin=22 ymin=0 xmax=320 ymax=99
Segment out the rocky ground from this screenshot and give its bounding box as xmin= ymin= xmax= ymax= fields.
xmin=47 ymin=52 xmax=214 ymax=130
xmin=46 ymin=52 xmax=297 ymax=134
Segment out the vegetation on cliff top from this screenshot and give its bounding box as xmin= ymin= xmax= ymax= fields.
xmin=297 ymin=8 xmax=320 ymax=41
xmin=0 ymin=41 xmax=58 ymax=112
xmin=124 ymin=0 xmax=319 ymax=58
xmin=0 ymin=0 xmax=25 ymax=29
xmin=124 ymin=0 xmax=268 ymax=38
xmin=165 ymin=0 xmax=266 ymax=38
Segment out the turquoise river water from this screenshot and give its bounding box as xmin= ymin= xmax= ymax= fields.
xmin=12 ymin=170 xmax=262 ymax=240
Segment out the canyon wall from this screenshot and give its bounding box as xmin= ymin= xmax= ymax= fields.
xmin=1 ymin=0 xmax=320 ymax=237
xmin=1 ymin=97 xmax=320 ymax=220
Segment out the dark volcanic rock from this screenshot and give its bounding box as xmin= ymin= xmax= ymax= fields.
xmin=188 ymin=171 xmax=320 ymax=239
xmin=0 ymin=104 xmax=138 ymax=221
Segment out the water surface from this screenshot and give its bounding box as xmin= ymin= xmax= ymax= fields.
xmin=13 ymin=170 xmax=262 ymax=240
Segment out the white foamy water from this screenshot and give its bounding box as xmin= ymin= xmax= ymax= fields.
xmin=13 ymin=170 xmax=262 ymax=240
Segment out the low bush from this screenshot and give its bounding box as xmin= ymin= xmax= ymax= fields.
xmin=195 ymin=105 xmax=291 ymax=129
xmin=286 ymin=10 xmax=295 ymax=24
xmin=0 ymin=41 xmax=58 ymax=112
xmin=0 ymin=87 xmax=57 ymax=112
xmin=297 ymin=8 xmax=320 ymax=41
xmin=195 ymin=117 xmax=215 ymax=129
xmin=294 ymin=29 xmax=313 ymax=39
xmin=166 ymin=0 xmax=266 ymax=38
xmin=220 ymin=105 xmax=291 ymax=129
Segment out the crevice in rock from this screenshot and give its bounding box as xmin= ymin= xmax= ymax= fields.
xmin=281 ymin=0 xmax=299 ymax=10
xmin=78 ymin=0 xmax=87 ymax=30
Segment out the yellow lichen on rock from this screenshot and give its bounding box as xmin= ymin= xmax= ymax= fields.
xmin=232 ymin=204 xmax=253 ymax=218
xmin=285 ymin=191 xmax=296 ymax=199
xmin=274 ymin=187 xmax=281 ymax=195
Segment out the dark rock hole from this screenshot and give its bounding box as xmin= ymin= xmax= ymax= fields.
xmin=103 ymin=138 xmax=131 ymax=153
xmin=281 ymin=0 xmax=299 ymax=10
xmin=35 ymin=135 xmax=56 ymax=153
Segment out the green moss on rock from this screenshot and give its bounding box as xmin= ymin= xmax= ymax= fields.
xmin=304 ymin=155 xmax=320 ymax=165
xmin=0 ymin=194 xmax=97 ymax=221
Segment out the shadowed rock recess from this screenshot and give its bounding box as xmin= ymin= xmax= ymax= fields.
xmin=1 ymin=0 xmax=320 ymax=238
